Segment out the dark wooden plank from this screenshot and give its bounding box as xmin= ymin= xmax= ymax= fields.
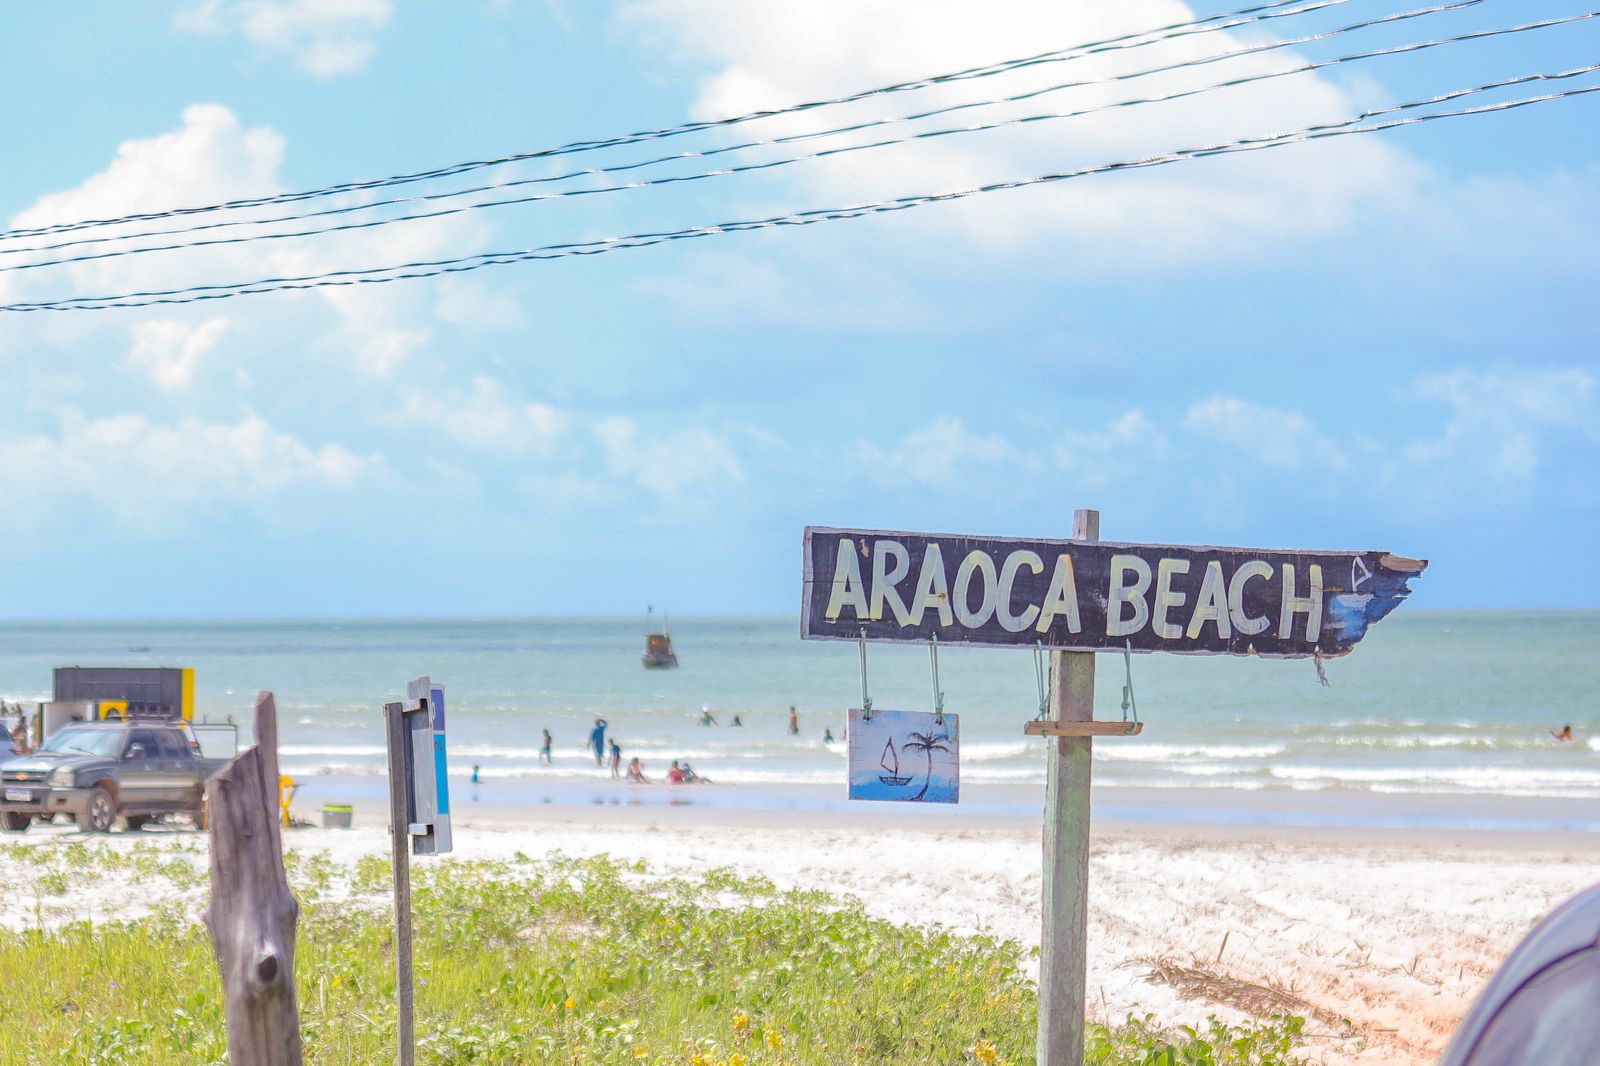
xmin=802 ymin=525 xmax=1426 ymax=657
xmin=203 ymin=691 xmax=303 ymax=1066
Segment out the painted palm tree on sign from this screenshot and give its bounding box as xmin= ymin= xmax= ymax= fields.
xmin=902 ymin=728 xmax=952 ymax=802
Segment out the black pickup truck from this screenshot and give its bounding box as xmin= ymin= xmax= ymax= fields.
xmin=0 ymin=720 xmax=229 ymax=833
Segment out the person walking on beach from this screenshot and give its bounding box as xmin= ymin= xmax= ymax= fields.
xmin=1551 ymin=724 xmax=1575 ymax=742
xmin=589 ymin=719 xmax=607 ymax=766
xmin=609 ymin=739 xmax=622 ymax=778
xmin=788 ymin=705 xmax=799 ymax=735
xmin=540 ymin=728 xmax=554 ymax=763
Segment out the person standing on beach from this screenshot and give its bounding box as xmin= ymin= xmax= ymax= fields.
xmin=788 ymin=706 xmax=799 ymax=735
xmin=540 ymin=728 xmax=554 ymax=763
xmin=609 ymin=739 xmax=622 ymax=778
xmin=589 ymin=718 xmax=607 ymax=766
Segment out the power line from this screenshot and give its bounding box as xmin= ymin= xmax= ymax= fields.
xmin=9 ymin=0 xmax=1553 ymax=275
xmin=0 ymin=0 xmax=1360 ymax=244
xmin=7 ymin=63 xmax=1595 ymax=313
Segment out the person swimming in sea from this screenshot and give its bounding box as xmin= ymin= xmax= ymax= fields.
xmin=730 ymin=715 xmax=743 ymax=727
xmin=823 ymin=728 xmax=835 ymax=744
xmin=699 ymin=705 xmax=717 ymax=726
xmin=1551 ymin=724 xmax=1575 ymax=742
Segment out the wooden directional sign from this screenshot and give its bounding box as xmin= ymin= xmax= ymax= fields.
xmin=802 ymin=526 xmax=1425 ymax=658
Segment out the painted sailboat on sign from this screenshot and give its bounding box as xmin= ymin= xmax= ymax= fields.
xmin=878 ymin=740 xmax=912 ymax=786
xmin=848 ymin=708 xmax=959 ymax=803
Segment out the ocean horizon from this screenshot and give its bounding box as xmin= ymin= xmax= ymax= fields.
xmin=3 ymin=611 xmax=1596 ymax=804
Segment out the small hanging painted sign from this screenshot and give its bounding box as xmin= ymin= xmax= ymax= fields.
xmin=847 ymin=708 xmax=959 ymax=803
xmin=803 ymin=526 xmax=1425 ymax=658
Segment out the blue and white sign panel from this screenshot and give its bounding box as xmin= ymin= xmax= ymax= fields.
xmin=404 ymin=675 xmax=452 ymax=856
xmin=847 ymin=708 xmax=959 ymax=804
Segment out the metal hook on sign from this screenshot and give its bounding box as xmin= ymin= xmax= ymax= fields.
xmin=929 ymin=633 xmax=945 ymax=725
xmin=1120 ymin=641 xmax=1141 ymax=735
xmin=1033 ymin=642 xmax=1049 ymax=720
xmin=858 ymin=627 xmax=873 ymax=720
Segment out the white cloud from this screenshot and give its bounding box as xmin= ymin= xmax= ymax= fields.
xmin=176 ymin=0 xmax=394 ymax=76
xmin=402 ymin=376 xmax=571 ymax=455
xmin=634 ymin=250 xmax=933 ymax=330
xmin=857 ymin=416 xmax=1026 ymax=487
xmin=127 ymin=317 xmax=231 ymax=390
xmin=617 ymin=0 xmax=1418 ymax=264
xmin=9 ymin=104 xmax=284 ymax=241
xmin=1398 ymin=368 xmax=1596 ymax=489
xmin=595 ymin=416 xmax=745 ymax=496
xmin=0 ymin=410 xmax=380 ymax=525
xmin=1183 ymin=395 xmax=1349 ymax=472
xmin=433 ymin=280 xmax=528 ymax=332
xmin=4 ymin=103 xmax=489 ymax=379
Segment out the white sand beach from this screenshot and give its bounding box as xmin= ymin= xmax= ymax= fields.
xmin=4 ymin=792 xmax=1597 ymax=1066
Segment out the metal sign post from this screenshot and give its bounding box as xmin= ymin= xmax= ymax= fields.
xmin=383 ymin=675 xmax=452 ymax=1066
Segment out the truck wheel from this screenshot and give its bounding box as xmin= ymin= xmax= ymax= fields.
xmin=79 ymin=788 xmax=116 ymax=833
xmin=1 ymin=812 xmax=28 ymax=833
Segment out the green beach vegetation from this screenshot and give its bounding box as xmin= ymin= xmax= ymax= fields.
xmin=0 ymin=842 xmax=1309 ymax=1065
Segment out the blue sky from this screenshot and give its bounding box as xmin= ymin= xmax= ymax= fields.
xmin=0 ymin=0 xmax=1596 ymax=617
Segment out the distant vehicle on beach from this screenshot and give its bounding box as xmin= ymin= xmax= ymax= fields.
xmin=0 ymin=720 xmax=229 ymax=833
xmin=642 ymin=608 xmax=678 ymax=669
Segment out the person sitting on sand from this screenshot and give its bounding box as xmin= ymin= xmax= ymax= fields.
xmin=667 ymin=760 xmax=685 ymax=785
xmin=540 ymin=728 xmax=554 ymax=764
xmin=1551 ymin=724 xmax=1575 ymax=742
xmin=626 ymin=757 xmax=649 ymax=784
xmin=680 ymin=762 xmax=708 ymax=784
xmin=823 ymin=728 xmax=835 ymax=744
xmin=609 ymin=739 xmax=623 ymax=778
xmin=699 ymin=705 xmax=717 ymax=726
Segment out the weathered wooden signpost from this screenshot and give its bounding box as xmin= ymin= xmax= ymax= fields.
xmin=802 ymin=517 xmax=1426 ymax=1065
xmin=383 ymin=675 xmax=453 ymax=1066
xmin=205 ymin=691 xmax=303 ymax=1066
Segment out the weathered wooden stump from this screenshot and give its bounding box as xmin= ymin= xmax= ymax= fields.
xmin=204 ymin=691 xmax=304 ymax=1066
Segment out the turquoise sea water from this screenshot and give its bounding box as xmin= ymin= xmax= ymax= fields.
xmin=0 ymin=613 xmax=1596 ymax=800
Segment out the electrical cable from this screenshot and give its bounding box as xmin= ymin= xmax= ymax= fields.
xmin=6 ymin=63 xmax=1594 ymax=313
xmin=0 ymin=0 xmax=1361 ymax=244
xmin=8 ymin=0 xmax=1561 ymax=275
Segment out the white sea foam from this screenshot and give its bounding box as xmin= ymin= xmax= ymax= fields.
xmin=1095 ymin=744 xmax=1286 ymax=762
